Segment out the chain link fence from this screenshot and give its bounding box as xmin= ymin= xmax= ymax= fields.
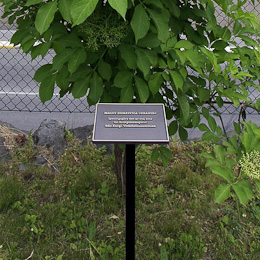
xmin=0 ymin=3 xmax=259 ymax=115
xmin=214 ymin=2 xmax=260 ymax=115
xmin=0 ymin=7 xmax=93 ymax=113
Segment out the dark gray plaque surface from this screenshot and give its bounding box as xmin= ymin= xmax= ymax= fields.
xmin=92 ymin=103 xmax=169 ymax=144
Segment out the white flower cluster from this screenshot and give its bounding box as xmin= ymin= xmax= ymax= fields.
xmin=239 ymin=150 xmax=260 ymax=180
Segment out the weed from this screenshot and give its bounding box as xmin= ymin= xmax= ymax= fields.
xmin=0 ymin=175 xmax=24 ymax=211
xmin=0 ymin=139 xmax=260 ymax=259
xmin=10 ymin=133 xmax=37 ymax=163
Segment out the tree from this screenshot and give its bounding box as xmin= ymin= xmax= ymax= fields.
xmin=1 ymin=0 xmax=260 ymax=193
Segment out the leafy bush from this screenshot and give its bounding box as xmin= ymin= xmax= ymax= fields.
xmin=202 ymin=121 xmax=260 ymax=207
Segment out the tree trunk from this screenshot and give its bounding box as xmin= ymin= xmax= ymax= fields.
xmin=114 ymin=144 xmax=126 ymax=197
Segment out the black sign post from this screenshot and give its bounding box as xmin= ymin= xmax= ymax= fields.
xmin=126 ymin=144 xmax=135 ymax=259
xmin=92 ymin=103 xmax=169 ymax=259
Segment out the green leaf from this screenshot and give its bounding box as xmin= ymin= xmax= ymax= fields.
xmin=71 ymin=74 xmax=91 ymax=98
xmin=144 ymin=0 xmax=163 ymax=8
xmin=232 ymin=182 xmax=251 ymax=206
xmin=215 ymin=184 xmax=231 ymax=204
xmin=178 ymin=126 xmax=188 ymax=141
xmin=22 ymin=38 xmax=36 ymax=53
xmin=137 ymin=33 xmax=161 ymax=48
xmin=39 ymin=76 xmax=55 ymax=104
xmin=70 ymin=66 xmax=92 ymax=82
xmin=206 ymin=3 xmax=217 ymax=31
xmin=135 ymin=76 xmax=149 ymax=103
xmin=71 ymin=0 xmax=99 ymax=26
xmin=57 ymin=255 xmax=63 ymax=260
xmin=233 ymin=122 xmax=241 ymax=135
xmin=160 ymin=244 xmax=168 ymax=260
xmin=202 ymin=107 xmax=209 ymax=119
xmin=198 ymin=88 xmax=210 ymax=102
xmin=88 ymin=72 xmax=104 ymax=104
xmin=119 ymin=44 xmax=137 ymax=69
xmin=183 ymin=50 xmax=203 ymax=74
xmin=136 ymin=48 xmax=157 ymax=77
xmin=151 ymin=148 xmax=159 ymax=162
xmin=130 ymin=4 xmax=150 ymax=43
xmin=169 ymin=71 xmax=183 ymax=90
xmin=177 ymin=94 xmax=190 ymax=126
xmin=148 ymin=73 xmax=163 ymax=95
xmin=56 ymin=33 xmax=83 ymax=48
xmin=120 ymin=86 xmax=134 ymax=103
xmin=162 ymin=0 xmax=180 ymax=18
xmin=175 ymin=40 xmax=193 ymax=50
xmin=198 ymin=123 xmax=210 ymax=132
xmin=255 ymin=181 xmax=260 ymax=194
xmin=56 ymin=68 xmax=70 ymax=90
xmin=214 ymin=145 xmax=225 ymax=165
xmin=211 ymin=166 xmax=233 ymax=184
xmin=88 ymin=222 xmax=96 ymax=241
xmin=233 ymin=20 xmax=242 ymax=35
xmin=68 ymin=49 xmax=86 ymax=74
xmin=159 ymin=146 xmax=172 ymax=159
xmin=208 ymin=116 xmax=217 ymax=132
xmin=35 ymin=1 xmax=57 ymax=35
xmin=148 ymin=9 xmax=169 ymax=43
xmin=108 ymin=0 xmax=127 ymax=20
xmin=240 ymin=181 xmax=253 ymax=201
xmin=98 ymin=60 xmax=112 ymax=81
xmin=205 ymin=159 xmax=220 ymax=168
xmin=136 ymin=49 xmax=151 ymax=77
xmin=168 ymin=120 xmax=178 ymax=136
xmin=31 ymin=42 xmax=51 ymax=60
xmin=52 ymin=49 xmax=76 ymax=71
xmin=59 ymin=0 xmax=72 ymax=23
xmin=25 ymin=0 xmax=42 ymax=6
xmin=114 ymin=71 xmax=133 ymax=88
xmin=216 ymin=96 xmax=223 ymax=107
xmin=192 ymin=112 xmax=200 ymax=127
xmin=11 ymin=30 xmax=28 ymax=46
xmin=201 ymin=152 xmax=215 ymax=160
xmin=34 ymin=64 xmax=52 ymax=82
xmin=160 ymin=152 xmax=169 ymax=168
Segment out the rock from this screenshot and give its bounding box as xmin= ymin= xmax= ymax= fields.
xmin=0 ymin=121 xmax=28 ymax=161
xmin=33 ymin=119 xmax=66 ymax=158
xmin=0 ymin=136 xmax=11 ymax=161
xmin=69 ymin=125 xmax=93 ymax=145
xmin=96 ymin=143 xmax=114 ymax=154
xmin=35 ymin=157 xmax=47 ymax=166
xmin=19 ymin=163 xmax=27 ymax=171
xmin=70 ymin=125 xmax=113 ymax=154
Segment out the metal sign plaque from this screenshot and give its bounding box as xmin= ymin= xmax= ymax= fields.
xmin=92 ymin=103 xmax=169 ymax=144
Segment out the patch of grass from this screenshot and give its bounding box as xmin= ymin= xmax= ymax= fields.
xmin=0 ymin=174 xmax=24 ymax=211
xmin=0 ymin=137 xmax=260 ymax=259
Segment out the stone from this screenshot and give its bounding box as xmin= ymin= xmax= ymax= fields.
xmin=69 ymin=125 xmax=94 ymax=145
xmin=35 ymin=157 xmax=47 ymax=165
xmin=19 ymin=163 xmax=27 ymax=171
xmin=96 ymin=143 xmax=114 ymax=154
xmin=0 ymin=136 xmax=11 ymax=161
xmin=0 ymin=121 xmax=28 ymax=161
xmin=33 ymin=119 xmax=66 ymax=158
xmin=70 ymin=125 xmax=113 ymax=154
